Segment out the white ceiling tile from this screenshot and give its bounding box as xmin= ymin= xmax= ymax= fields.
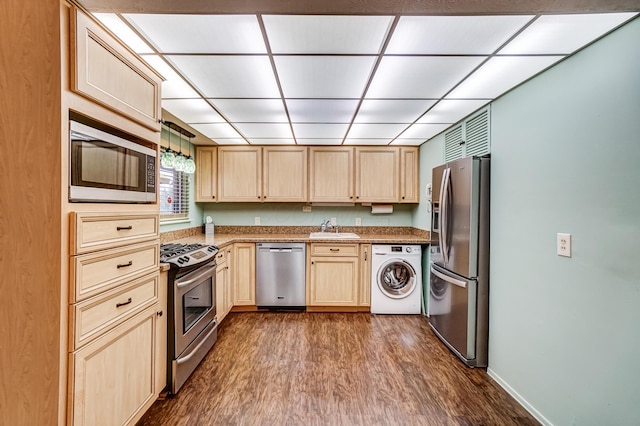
xmin=446 ymin=56 xmax=563 ymax=99
xmin=286 ymin=99 xmax=359 ymax=123
xmin=162 ymin=99 xmax=225 ymax=123
xmin=397 ymin=123 xmax=449 ymax=139
xmin=292 ymin=123 xmax=350 ymax=139
xmin=167 ymin=56 xmax=280 ymax=98
xmin=245 ymin=139 xmax=296 ymax=145
xmin=233 ymin=123 xmax=293 ymax=139
xmin=417 ymin=100 xmax=489 ymax=124
xmin=124 ymin=14 xmax=266 ymax=53
xmin=346 ymin=123 xmax=408 ymax=139
xmin=189 ymin=123 xmax=243 ymax=139
xmin=354 ymin=99 xmax=438 ymax=123
xmin=499 ymin=13 xmax=637 ymax=55
xmin=344 ymin=138 xmax=393 ymax=145
xmin=297 ymin=139 xmax=345 ymax=145
xmin=209 ymin=99 xmax=287 ymax=122
xmin=386 ymin=15 xmax=534 ymax=54
xmin=366 ymin=56 xmax=486 ymax=99
xmin=141 ymin=55 xmax=200 ymax=98
xmin=275 ymin=56 xmax=376 ymax=98
xmin=93 ymin=13 xmax=154 ymax=54
xmin=211 ymin=139 xmax=248 ymax=145
xmin=263 ymin=15 xmax=393 ymax=54
xmin=390 ymin=139 xmax=426 ymax=146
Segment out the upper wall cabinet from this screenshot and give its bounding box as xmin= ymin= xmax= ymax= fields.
xmin=263 ymin=146 xmax=308 ymax=202
xmin=309 ymin=147 xmax=354 ymax=203
xmin=195 ymin=146 xmax=217 ymax=202
xmin=444 ymin=107 xmax=490 ymax=162
xmin=70 ymin=8 xmax=163 ymax=132
xmin=355 ymin=147 xmax=399 ymax=203
xmin=218 ymin=146 xmax=262 ymax=202
xmin=400 ymin=147 xmax=419 ymax=203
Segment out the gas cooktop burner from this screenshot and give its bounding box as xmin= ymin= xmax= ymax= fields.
xmin=160 ymin=243 xmax=219 ymax=268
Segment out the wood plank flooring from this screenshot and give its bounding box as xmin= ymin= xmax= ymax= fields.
xmin=137 ymin=313 xmax=538 ymax=425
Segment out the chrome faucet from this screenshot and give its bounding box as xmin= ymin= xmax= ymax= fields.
xmin=320 ymin=220 xmax=334 ymax=232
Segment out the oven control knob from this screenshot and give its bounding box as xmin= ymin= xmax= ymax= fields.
xmin=182 ymin=256 xmax=189 ymax=262
xmin=177 ymin=258 xmax=184 ymax=264
xmin=406 ymin=247 xmax=412 ymax=253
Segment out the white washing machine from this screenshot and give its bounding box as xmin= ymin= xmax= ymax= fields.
xmin=371 ymin=244 xmax=422 ymax=314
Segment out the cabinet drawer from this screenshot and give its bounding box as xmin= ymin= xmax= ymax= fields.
xmin=71 ymin=241 xmax=160 ymax=302
xmin=71 ymin=212 xmax=159 ymax=254
xmin=215 ymin=248 xmax=228 ymax=265
xmin=310 ymin=244 xmax=359 ymax=257
xmin=71 ymin=272 xmax=159 ymax=350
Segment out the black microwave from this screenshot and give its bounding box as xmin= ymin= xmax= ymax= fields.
xmin=69 ymin=120 xmax=156 ymax=203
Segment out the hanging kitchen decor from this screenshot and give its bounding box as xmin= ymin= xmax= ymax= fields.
xmin=160 ymin=122 xmax=176 ymax=169
xmin=183 ymin=133 xmax=196 ymax=174
xmin=173 ymin=127 xmax=186 ymax=172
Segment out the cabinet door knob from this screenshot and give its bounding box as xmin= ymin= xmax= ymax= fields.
xmin=212 ymin=195 xmax=215 ymax=199
xmin=157 ymin=310 xmax=163 ymax=317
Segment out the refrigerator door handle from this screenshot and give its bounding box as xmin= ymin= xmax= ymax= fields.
xmin=440 ymin=168 xmax=451 ymax=265
xmin=430 ymin=264 xmax=467 ymax=288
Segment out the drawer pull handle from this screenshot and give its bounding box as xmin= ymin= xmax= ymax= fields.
xmin=117 ymin=261 xmax=133 ymax=268
xmin=330 ymin=248 xmax=340 ymax=252
xmin=116 ymin=298 xmax=132 ymax=308
xmin=117 ymin=226 xmax=133 ymax=231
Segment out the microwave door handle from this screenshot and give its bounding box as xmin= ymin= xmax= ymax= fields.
xmin=430 ymin=264 xmax=467 ymax=288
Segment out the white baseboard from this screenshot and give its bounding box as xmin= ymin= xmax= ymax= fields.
xmin=487 ymin=367 xmax=553 ymax=426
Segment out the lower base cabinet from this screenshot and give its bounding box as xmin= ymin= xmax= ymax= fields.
xmin=215 ymin=248 xmax=233 ymax=323
xmin=233 ymin=243 xmax=256 ymax=306
xmin=308 ymin=244 xmax=359 ymax=307
xmin=69 ymin=304 xmax=159 ymax=426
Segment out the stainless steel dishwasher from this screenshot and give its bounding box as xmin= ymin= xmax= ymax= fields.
xmin=256 ymin=242 xmax=306 ymax=309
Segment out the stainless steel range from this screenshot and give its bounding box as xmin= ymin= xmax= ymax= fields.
xmin=161 ymin=243 xmax=219 ymax=393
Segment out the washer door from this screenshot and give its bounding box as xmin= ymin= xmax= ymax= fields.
xmin=377 ymin=259 xmax=417 ymax=299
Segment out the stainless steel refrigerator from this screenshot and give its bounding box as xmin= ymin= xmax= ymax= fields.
xmin=429 ymin=155 xmax=490 ymax=367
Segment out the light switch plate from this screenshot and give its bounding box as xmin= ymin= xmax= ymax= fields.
xmin=254 ymin=216 xmax=261 ymax=225
xmin=557 ymin=233 xmax=571 ymax=257
xmin=302 ymin=205 xmax=312 ymax=213
xmin=355 ymin=217 xmax=361 ymax=226
xmin=330 ymin=217 xmax=337 ymax=226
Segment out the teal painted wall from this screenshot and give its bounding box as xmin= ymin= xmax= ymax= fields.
xmin=412 ymin=133 xmax=445 ymax=231
xmin=485 ymin=17 xmax=640 ymax=425
xmin=199 ymin=202 xmax=414 ymax=227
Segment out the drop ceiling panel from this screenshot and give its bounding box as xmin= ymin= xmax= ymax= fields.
xmin=263 ymin=15 xmax=393 ymax=54
xmin=292 ymin=123 xmax=350 ymax=138
xmin=344 ymin=138 xmax=393 ymax=145
xmin=246 ymin=138 xmax=296 ymax=145
xmin=233 ymin=123 xmax=293 ymax=139
xmin=354 ymin=99 xmax=438 ymax=123
xmin=286 ymin=99 xmax=359 ymax=123
xmin=94 ymin=13 xmax=154 ymax=54
xmin=397 ymin=123 xmax=450 ymax=139
xmin=386 ymin=15 xmax=534 ymax=54
xmin=189 ymin=123 xmax=243 ymax=139
xmin=209 ymin=99 xmax=288 ymax=122
xmin=346 ymin=123 xmax=409 ymax=139
xmin=366 ymin=56 xmax=486 ymax=99
xmin=168 ymin=56 xmax=281 ymax=98
xmin=162 ymin=99 xmax=225 ymax=123
xmin=417 ymin=99 xmax=489 ymax=124
xmin=297 ymin=139 xmax=345 ymax=145
xmin=447 ymin=56 xmax=563 ymax=99
xmin=499 ymin=13 xmax=637 ymax=54
xmin=124 ymin=14 xmax=266 ymax=53
xmin=211 ymin=139 xmax=248 ymax=145
xmin=275 ymin=56 xmax=377 ymax=98
xmin=141 ymin=55 xmax=200 ymax=99
xmin=390 ymin=139 xmax=427 ymax=146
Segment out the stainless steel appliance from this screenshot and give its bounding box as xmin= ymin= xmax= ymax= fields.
xmin=430 ymin=155 xmax=490 ymax=367
xmin=70 ymin=120 xmax=156 ymax=203
xmin=256 ymin=242 xmax=306 ymax=309
xmin=160 ymin=243 xmax=219 ymax=393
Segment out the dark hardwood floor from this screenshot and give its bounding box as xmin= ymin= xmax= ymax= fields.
xmin=138 ymin=312 xmax=538 ymax=426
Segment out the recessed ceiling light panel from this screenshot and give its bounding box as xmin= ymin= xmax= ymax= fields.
xmin=344 ymin=138 xmax=393 ymax=145
xmin=93 ymin=13 xmax=154 ymax=54
xmin=346 ymin=123 xmax=409 ymax=139
xmin=233 ymin=123 xmax=293 ymax=139
xmin=297 ymin=139 xmax=345 ymax=145
xmin=416 ymin=99 xmax=489 ymax=124
xmin=189 ymin=123 xmax=243 ymax=139
xmin=397 ymin=123 xmax=449 ymax=139
xmin=286 ymin=99 xmax=359 ymax=123
xmin=355 ymin=99 xmax=438 ymax=123
xmin=162 ymin=99 xmax=225 ymax=123
xmin=292 ymin=123 xmax=350 ymax=139
xmin=141 ymin=55 xmax=200 ymax=98
xmin=209 ymin=99 xmax=288 ymax=123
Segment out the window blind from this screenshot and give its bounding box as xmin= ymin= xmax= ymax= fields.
xmin=159 ymin=156 xmax=190 ymax=221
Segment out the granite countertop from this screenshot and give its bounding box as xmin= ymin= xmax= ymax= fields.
xmin=161 ymin=226 xmax=430 ymax=248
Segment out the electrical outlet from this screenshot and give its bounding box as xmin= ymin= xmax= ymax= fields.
xmin=330 ymin=217 xmax=337 ymax=226
xmin=557 ymin=233 xmax=571 ymax=257
xmin=302 ymin=205 xmax=312 ymax=213
xmin=254 ymin=217 xmax=261 ymax=225
xmin=355 ymin=217 xmax=361 ymax=226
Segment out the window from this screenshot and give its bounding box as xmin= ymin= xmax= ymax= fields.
xmin=159 ymin=156 xmax=190 ymax=221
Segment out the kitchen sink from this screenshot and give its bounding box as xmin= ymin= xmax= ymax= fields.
xmin=309 ymin=232 xmax=360 ymax=239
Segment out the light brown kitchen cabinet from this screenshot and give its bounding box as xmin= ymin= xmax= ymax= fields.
xmin=69 ymin=305 xmax=158 ymax=426
xmin=263 ymin=146 xmax=308 ymax=202
xmin=359 ymin=244 xmax=372 ymax=309
xmin=195 ymin=146 xmax=217 ymax=202
xmin=70 ymin=8 xmax=162 ymax=131
xmin=155 ymin=270 xmax=167 ymax=396
xmin=233 ymin=243 xmax=256 ymax=306
xmin=218 ymin=146 xmax=262 ymax=202
xmin=355 ymin=147 xmax=399 ymax=203
xmin=309 ymin=147 xmax=354 ymax=203
xmin=400 ymin=147 xmax=420 ymax=203
xmin=215 ymin=248 xmax=233 ymax=323
xmin=308 ymin=244 xmax=359 ymax=307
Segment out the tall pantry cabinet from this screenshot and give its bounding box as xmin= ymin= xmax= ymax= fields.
xmin=1 ymin=2 xmax=164 ymax=425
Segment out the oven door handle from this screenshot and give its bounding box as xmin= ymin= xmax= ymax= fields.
xmin=176 ymin=320 xmax=218 ymax=366
xmin=176 ymin=263 xmax=216 ymax=289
